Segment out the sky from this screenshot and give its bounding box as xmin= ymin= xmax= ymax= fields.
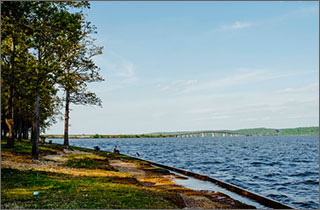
xmin=47 ymin=1 xmax=319 ymax=135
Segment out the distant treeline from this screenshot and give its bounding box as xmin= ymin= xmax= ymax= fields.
xmin=45 ymin=134 xmax=169 ymax=139
xmin=148 ymin=126 xmax=319 ymax=137
xmin=46 ymin=126 xmax=319 ymax=139
xmin=222 ymin=126 xmax=319 ymax=136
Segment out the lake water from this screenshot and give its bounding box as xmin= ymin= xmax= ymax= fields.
xmin=51 ymin=135 xmax=319 ymax=209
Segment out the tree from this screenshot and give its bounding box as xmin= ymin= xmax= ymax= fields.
xmin=1 ymin=1 xmax=97 ymax=158
xmin=1 ymin=1 xmax=33 ymax=147
xmin=56 ymin=10 xmax=104 ymax=149
xmin=24 ymin=2 xmax=64 ymax=158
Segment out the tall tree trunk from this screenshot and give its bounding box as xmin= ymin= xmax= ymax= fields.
xmin=13 ymin=117 xmax=18 ymax=139
xmin=4 ymin=127 xmax=8 ymax=138
xmin=17 ymin=97 xmax=22 ymax=141
xmin=1 ymin=114 xmax=7 ymax=138
xmin=32 ymin=95 xmax=40 ymax=159
xmin=22 ymin=120 xmax=29 ymax=139
xmin=5 ymin=117 xmax=14 ymax=146
xmin=18 ymin=116 xmax=23 ymax=141
xmin=1 ymin=120 xmax=5 ymax=138
xmin=5 ymin=86 xmax=15 ymax=148
xmin=1 ymin=122 xmax=3 ymax=139
xmin=64 ymin=89 xmax=70 ymax=149
xmin=31 ymin=123 xmax=35 ymax=143
xmin=6 ymin=33 xmax=16 ymax=148
xmin=3 ymin=121 xmax=8 ymax=138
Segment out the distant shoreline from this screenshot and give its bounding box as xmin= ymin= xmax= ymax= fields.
xmin=45 ymin=126 xmax=319 ymax=138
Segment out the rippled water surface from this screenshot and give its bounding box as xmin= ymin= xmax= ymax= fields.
xmin=51 ymin=136 xmax=319 ymax=209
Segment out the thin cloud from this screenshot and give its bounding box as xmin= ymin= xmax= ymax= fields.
xmin=151 ymin=112 xmax=166 ymax=118
xmin=194 ymin=115 xmax=231 ymax=121
xmin=157 ymin=79 xmax=198 ymax=92
xmin=214 ymin=5 xmax=317 ymax=33
xmin=108 ymin=54 xmax=137 ymax=81
xmin=157 ymin=84 xmax=170 ymax=91
xmin=115 ymin=62 xmax=135 ymax=78
xmin=180 ymin=69 xmax=303 ymax=95
xmin=92 ymin=50 xmax=139 ymax=93
xmin=219 ymin=21 xmax=253 ymax=31
xmin=181 ymin=70 xmax=263 ymax=94
xmin=187 ymin=108 xmax=214 ymax=115
xmin=276 ymin=83 xmax=318 ymax=94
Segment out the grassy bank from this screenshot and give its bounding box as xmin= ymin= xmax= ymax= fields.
xmin=2 ymin=168 xmax=179 ymax=209
xmin=1 ymin=139 xmax=181 ymax=209
xmin=1 ymin=139 xmax=255 ymax=209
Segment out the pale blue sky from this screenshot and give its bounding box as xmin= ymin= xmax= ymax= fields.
xmin=47 ymin=1 xmax=319 ymax=134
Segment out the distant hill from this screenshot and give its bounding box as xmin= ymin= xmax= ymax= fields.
xmin=47 ymin=126 xmax=318 ymax=138
xmin=221 ymin=127 xmax=319 ymax=136
xmin=148 ymin=126 xmax=319 ymax=136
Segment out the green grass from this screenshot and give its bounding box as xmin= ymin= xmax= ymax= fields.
xmin=68 ymin=144 xmax=104 ymax=153
xmin=1 ymin=138 xmax=63 ymax=155
xmin=1 ymin=168 xmax=179 ymax=209
xmin=65 ymin=157 xmax=101 ymax=169
xmin=64 ymin=155 xmax=116 ymax=171
xmin=1 ymin=139 xmax=182 ymax=209
xmin=67 ymin=145 xmax=150 ymax=164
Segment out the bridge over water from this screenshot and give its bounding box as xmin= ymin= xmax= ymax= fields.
xmin=169 ymin=131 xmax=245 ymax=138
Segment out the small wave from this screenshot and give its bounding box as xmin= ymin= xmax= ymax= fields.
xmin=277 ymin=186 xmax=288 ymax=191
xmin=267 ymin=194 xmax=288 ymax=200
xmin=260 ymin=177 xmax=276 ymax=182
xmin=291 ymin=171 xmax=318 ymax=177
xmin=251 ymin=161 xmax=263 ymax=165
xmin=247 ymin=182 xmax=260 ymax=187
xmin=250 ymin=161 xmax=282 ymax=167
xmin=293 ymin=158 xmax=310 ymax=163
xmin=273 ymin=181 xmax=296 ymax=187
xmin=299 ymin=179 xmax=319 ymax=185
xmin=266 ymin=161 xmax=283 ymax=166
xmin=265 ymin=172 xmax=281 ymax=177
xmin=199 ymin=161 xmax=220 ymax=165
xmin=288 ymin=163 xmax=297 ymax=167
xmin=292 ymin=201 xmax=316 ymax=209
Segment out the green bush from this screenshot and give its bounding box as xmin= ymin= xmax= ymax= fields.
xmin=92 ymin=134 xmax=100 ymax=138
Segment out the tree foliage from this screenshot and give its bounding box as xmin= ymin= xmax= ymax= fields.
xmin=1 ymin=1 xmax=103 ymax=158
xmin=53 ymin=4 xmax=104 ymax=148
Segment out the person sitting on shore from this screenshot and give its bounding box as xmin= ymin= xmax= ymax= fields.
xmin=94 ymin=146 xmax=100 ymax=152
xmin=114 ymin=145 xmax=120 ymax=154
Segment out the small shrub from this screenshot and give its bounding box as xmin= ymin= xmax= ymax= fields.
xmin=65 ymin=157 xmax=100 ymax=169
xmin=92 ymin=134 xmax=99 ymax=138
